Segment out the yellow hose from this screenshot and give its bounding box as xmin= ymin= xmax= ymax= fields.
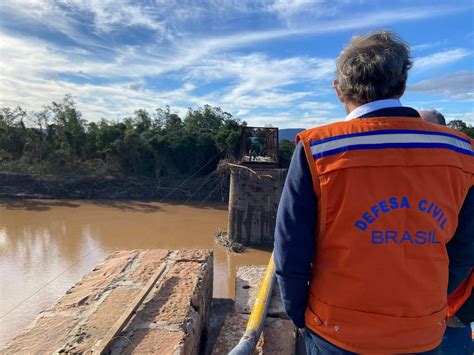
xmin=229 ymin=253 xmax=276 ymax=355
xmin=247 ymin=253 xmax=275 ymax=331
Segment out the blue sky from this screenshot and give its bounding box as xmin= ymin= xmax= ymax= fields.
xmin=0 ymin=0 xmax=473 ymax=128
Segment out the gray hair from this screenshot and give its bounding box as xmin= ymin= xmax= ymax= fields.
xmin=419 ymin=109 xmax=446 ymax=126
xmin=335 ymin=31 xmax=413 ymax=105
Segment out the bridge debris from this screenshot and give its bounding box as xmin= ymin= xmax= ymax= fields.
xmin=213 ymin=229 xmax=245 ymax=253
xmin=2 ymin=249 xmax=213 ymax=355
xmin=235 ymin=265 xmax=287 ymax=319
xmin=212 ymin=265 xmax=296 ymax=354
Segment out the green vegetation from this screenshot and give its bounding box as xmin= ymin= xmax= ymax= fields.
xmin=447 ymin=120 xmax=474 ymax=139
xmin=0 ymin=95 xmax=244 ymax=179
xmin=1 ymin=95 xmax=472 ymax=182
xmin=278 ymin=139 xmax=296 ymax=168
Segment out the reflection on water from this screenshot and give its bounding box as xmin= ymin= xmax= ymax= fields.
xmin=0 ymin=199 xmax=271 ymax=346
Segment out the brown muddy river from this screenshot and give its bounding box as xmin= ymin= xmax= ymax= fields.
xmin=0 ymin=199 xmax=271 ymax=346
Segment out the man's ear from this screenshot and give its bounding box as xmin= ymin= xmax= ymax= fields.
xmin=333 ymin=80 xmax=344 ymax=103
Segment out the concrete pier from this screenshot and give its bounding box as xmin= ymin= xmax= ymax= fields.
xmin=227 ymin=168 xmax=287 ymax=246
xmin=2 ymin=249 xmax=213 ymax=354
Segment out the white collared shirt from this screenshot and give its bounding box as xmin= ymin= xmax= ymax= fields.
xmin=345 ymin=99 xmax=402 ymax=121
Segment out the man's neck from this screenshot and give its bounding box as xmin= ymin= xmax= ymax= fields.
xmin=344 ymin=98 xmax=403 ymax=121
xmin=346 ymin=97 xmax=401 ymax=114
xmin=345 ymin=102 xmax=361 ymax=114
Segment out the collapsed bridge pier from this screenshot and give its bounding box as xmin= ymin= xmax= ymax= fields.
xmin=2 ymin=249 xmax=213 ymax=354
xmin=3 ymin=249 xmax=301 ymax=354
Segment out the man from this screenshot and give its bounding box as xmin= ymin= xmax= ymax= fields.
xmin=419 ymin=109 xmax=447 ymax=125
xmin=420 ymin=109 xmax=473 ymax=355
xmin=274 ymin=31 xmax=474 ymax=354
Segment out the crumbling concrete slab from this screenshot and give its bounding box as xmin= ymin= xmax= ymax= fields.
xmin=53 ymin=250 xmax=142 ymax=312
xmin=204 ymin=298 xmax=235 ymax=355
xmin=2 ymin=249 xmax=213 ymax=355
xmin=63 ymin=287 xmax=142 ymax=353
xmin=211 ymin=313 xmax=296 ymax=354
xmin=111 ymin=256 xmax=213 ymax=355
xmin=261 ymin=317 xmax=297 ymax=354
xmin=119 ymin=328 xmax=187 ymax=354
xmin=0 ymin=315 xmax=78 ymax=354
xmin=212 ymin=313 xmax=258 ymax=355
xmin=212 ymin=264 xmax=295 ymax=354
xmin=235 ymin=265 xmax=287 ymax=319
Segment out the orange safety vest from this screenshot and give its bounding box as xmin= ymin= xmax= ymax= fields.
xmin=296 ymin=116 xmax=474 ymax=354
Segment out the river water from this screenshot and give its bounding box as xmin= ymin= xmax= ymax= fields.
xmin=0 ymin=199 xmax=271 ymax=346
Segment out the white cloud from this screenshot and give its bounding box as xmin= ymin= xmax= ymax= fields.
xmin=185 ymin=54 xmax=334 ymax=84
xmin=0 ymin=0 xmax=111 ymax=49
xmin=224 ymin=90 xmax=311 ymax=108
xmin=236 ymin=109 xmax=250 ymax=116
xmin=1 ymin=1 xmax=467 ymax=65
xmin=0 ymin=0 xmax=176 ymax=43
xmin=62 ymin=0 xmax=166 ymax=33
xmin=407 ymin=71 xmax=474 ymax=100
xmin=244 ymin=109 xmax=343 ymax=129
xmin=0 ymin=31 xmax=337 ymax=120
xmin=243 ymin=112 xmax=299 ymax=128
xmin=0 ymin=33 xmax=203 ymax=120
xmin=414 ymin=49 xmax=471 ymax=71
xmin=267 ymin=0 xmax=329 ymax=20
xmin=297 ymin=101 xmax=338 ymax=111
xmin=220 ymin=55 xmax=331 ymax=107
xmin=186 ymin=54 xmax=335 ymax=109
xmin=411 ymin=41 xmax=445 ymax=53
xmin=179 ymin=4 xmax=466 ymax=57
xmin=0 ymin=1 xmax=472 ymax=126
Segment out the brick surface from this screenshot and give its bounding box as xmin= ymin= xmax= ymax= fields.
xmin=110 ymin=254 xmax=213 ymax=355
xmin=130 ymin=249 xmax=170 ymax=284
xmin=52 ymin=250 xmax=140 ymax=312
xmin=174 ymin=249 xmax=212 ymax=262
xmin=137 ymin=261 xmax=204 ymax=325
xmin=63 ymin=288 xmax=142 ymax=353
xmin=1 ymin=315 xmax=78 ymax=354
xmin=119 ymin=329 xmax=186 ymax=354
xmin=2 ymin=249 xmax=213 ymax=355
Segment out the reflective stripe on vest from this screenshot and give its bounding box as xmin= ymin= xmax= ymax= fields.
xmin=310 ymin=129 xmax=474 ymax=159
xmin=297 ymin=117 xmax=474 ymax=354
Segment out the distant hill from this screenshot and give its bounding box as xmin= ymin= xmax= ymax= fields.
xmin=278 ymin=128 xmax=305 ymax=142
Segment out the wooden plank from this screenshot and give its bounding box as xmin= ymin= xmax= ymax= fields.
xmin=90 ymin=258 xmax=167 ymax=354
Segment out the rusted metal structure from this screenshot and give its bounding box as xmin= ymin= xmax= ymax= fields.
xmin=239 ymin=127 xmax=279 ymax=168
xmin=227 ymin=126 xmax=286 ymax=246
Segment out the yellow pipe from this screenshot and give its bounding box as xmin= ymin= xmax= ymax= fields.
xmin=247 ymin=253 xmax=275 ymax=331
xmin=229 ymin=253 xmax=276 ymax=355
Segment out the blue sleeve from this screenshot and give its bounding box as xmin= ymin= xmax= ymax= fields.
xmin=274 ymin=141 xmax=317 ymax=328
xmin=447 ymin=186 xmax=474 ymax=294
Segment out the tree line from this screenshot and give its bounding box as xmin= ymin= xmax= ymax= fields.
xmin=446 ymin=120 xmax=474 ymax=139
xmin=1 ymin=95 xmax=472 ymax=181
xmin=0 ymin=95 xmax=245 ymax=180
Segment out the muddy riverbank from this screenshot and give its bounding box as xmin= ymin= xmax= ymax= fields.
xmin=0 ymin=173 xmax=230 ymax=202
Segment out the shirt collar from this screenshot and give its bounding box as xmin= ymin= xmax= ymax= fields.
xmin=345 ymin=99 xmax=402 ymax=121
